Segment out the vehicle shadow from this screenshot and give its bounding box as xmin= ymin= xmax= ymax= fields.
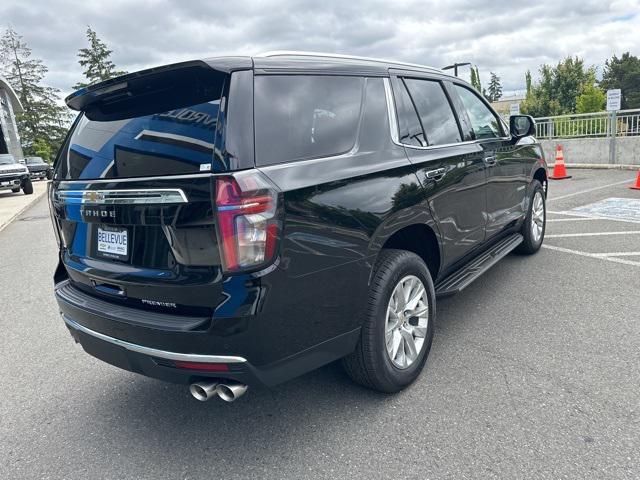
xmin=0 ymin=190 xmax=20 ymax=198
xmin=43 ymin=360 xmax=400 ymax=469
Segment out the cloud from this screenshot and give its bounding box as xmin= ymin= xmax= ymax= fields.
xmin=1 ymin=0 xmax=639 ymax=98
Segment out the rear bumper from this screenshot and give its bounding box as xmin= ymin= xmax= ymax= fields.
xmin=56 ymin=280 xmax=360 ymax=387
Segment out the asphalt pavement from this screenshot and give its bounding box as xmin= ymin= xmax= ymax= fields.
xmin=1 ymin=169 xmax=639 ymax=479
xmin=0 ymin=180 xmax=48 ymax=232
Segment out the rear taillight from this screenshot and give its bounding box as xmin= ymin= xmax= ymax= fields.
xmin=215 ymin=171 xmax=281 ymax=272
xmin=47 ymin=183 xmax=62 ymax=247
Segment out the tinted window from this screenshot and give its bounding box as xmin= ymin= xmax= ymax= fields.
xmin=391 ymin=77 xmax=424 ymax=147
xmin=56 ymin=101 xmax=222 ymax=180
xmin=254 ymin=75 xmax=364 ymax=166
xmin=454 ymin=85 xmax=503 ymax=139
xmin=404 ymin=79 xmax=461 ymax=146
xmin=56 ymin=80 xmax=225 ymax=180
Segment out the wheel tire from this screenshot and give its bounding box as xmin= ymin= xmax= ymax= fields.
xmin=22 ymin=178 xmax=34 ymax=195
xmin=11 ymin=187 xmax=20 ymax=193
xmin=515 ymin=180 xmax=546 ymax=255
xmin=342 ymin=249 xmax=436 ymax=393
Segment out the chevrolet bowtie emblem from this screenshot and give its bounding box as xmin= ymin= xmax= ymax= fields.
xmin=85 ymin=191 xmax=105 ymax=203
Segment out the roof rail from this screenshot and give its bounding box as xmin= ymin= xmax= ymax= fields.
xmin=255 ymin=51 xmax=442 ymax=73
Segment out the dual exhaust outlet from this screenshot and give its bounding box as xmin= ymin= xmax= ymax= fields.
xmin=189 ymin=380 xmax=248 ymax=402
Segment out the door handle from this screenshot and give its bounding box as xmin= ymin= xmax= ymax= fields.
xmin=426 ymin=168 xmax=446 ymax=181
xmin=484 ymin=155 xmax=497 ymax=166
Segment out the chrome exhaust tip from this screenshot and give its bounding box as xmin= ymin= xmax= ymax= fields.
xmin=216 ymin=382 xmax=248 ymax=402
xmin=189 ymin=381 xmax=219 ymax=401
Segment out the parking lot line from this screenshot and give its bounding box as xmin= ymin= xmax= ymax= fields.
xmin=547 ymin=210 xmax=640 ymax=224
xmin=546 ymin=231 xmax=640 ymax=238
xmin=547 ymin=217 xmax=599 ymax=222
xmin=547 ymin=179 xmax=633 ymax=202
xmin=592 ymin=251 xmax=640 ymax=257
xmin=542 ymin=244 xmax=640 ymax=267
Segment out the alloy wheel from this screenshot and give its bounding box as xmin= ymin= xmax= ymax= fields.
xmin=531 ymin=191 xmax=545 ymax=243
xmin=385 ymin=275 xmax=429 ymax=369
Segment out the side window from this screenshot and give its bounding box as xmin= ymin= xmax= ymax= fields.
xmin=454 ymin=85 xmax=503 ymax=139
xmin=390 ymin=77 xmax=425 ymax=147
xmin=254 ymin=75 xmax=364 ymax=166
xmin=403 ymin=78 xmax=461 ymax=146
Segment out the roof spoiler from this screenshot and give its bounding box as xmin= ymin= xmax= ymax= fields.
xmin=65 ymin=57 xmax=252 ymax=120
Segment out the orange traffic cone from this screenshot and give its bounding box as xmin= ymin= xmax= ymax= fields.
xmin=549 ymin=145 xmax=571 ymax=180
xmin=630 ymin=171 xmax=640 ymax=190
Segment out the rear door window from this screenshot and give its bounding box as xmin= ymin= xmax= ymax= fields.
xmin=254 ymin=75 xmax=364 ymax=166
xmin=403 ymin=78 xmax=461 ymax=146
xmin=391 ymin=77 xmax=425 ymax=147
xmin=453 ymin=85 xmax=504 ymax=139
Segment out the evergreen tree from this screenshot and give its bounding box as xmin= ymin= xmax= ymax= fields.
xmin=470 ymin=66 xmax=482 ymax=93
xmin=487 ymin=72 xmax=502 ymax=102
xmin=73 ymin=26 xmax=127 ymax=90
xmin=600 ymin=52 xmax=640 ymax=109
xmin=0 ymin=26 xmax=70 ymax=157
xmin=525 ymin=70 xmax=532 ymax=95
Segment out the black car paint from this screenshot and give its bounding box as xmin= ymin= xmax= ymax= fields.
xmin=50 ymin=55 xmax=547 ymax=388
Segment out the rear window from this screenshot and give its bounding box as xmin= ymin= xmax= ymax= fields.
xmin=254 ymin=75 xmax=364 ymax=166
xmin=56 ymin=77 xmax=225 ymax=180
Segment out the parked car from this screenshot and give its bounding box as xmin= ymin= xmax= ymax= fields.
xmin=49 ymin=52 xmax=547 ymax=402
xmin=0 ymin=153 xmax=33 ymax=194
xmin=25 ymin=156 xmax=53 ymax=180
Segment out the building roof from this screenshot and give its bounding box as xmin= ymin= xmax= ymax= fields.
xmin=0 ymin=76 xmax=23 ymax=113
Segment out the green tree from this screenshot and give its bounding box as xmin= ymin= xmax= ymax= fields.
xmin=600 ymin=52 xmax=640 ymax=109
xmin=521 ymin=56 xmax=594 ymax=117
xmin=525 ymin=70 xmax=532 ymax=95
xmin=73 ymin=26 xmax=127 ymax=90
xmin=487 ymin=72 xmax=502 ymax=102
xmin=32 ymin=137 xmax=52 ymax=162
xmin=575 ymin=83 xmax=606 ymax=114
xmin=470 ymin=66 xmax=482 ymax=93
xmin=0 ymin=26 xmax=70 ymax=157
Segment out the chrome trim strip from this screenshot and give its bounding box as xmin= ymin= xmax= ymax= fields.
xmin=56 ymin=188 xmax=188 ymax=205
xmin=384 ymin=75 xmax=511 ymax=151
xmin=63 ymin=315 xmax=248 ymax=364
xmin=57 ymin=172 xmax=214 ymax=184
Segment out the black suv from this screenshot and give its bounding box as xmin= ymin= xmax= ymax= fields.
xmin=25 ymin=156 xmax=54 ymax=180
xmin=49 ymin=52 xmax=547 ymax=402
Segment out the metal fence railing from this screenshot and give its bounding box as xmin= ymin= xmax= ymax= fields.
xmin=534 ymin=109 xmax=640 ymax=139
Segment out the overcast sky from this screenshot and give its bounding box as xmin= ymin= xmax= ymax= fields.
xmin=2 ymin=0 xmax=639 ymax=100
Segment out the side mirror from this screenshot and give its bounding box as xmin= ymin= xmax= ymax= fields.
xmin=510 ymin=115 xmax=536 ymax=139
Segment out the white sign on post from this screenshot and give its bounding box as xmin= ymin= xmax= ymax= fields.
xmin=509 ymin=103 xmax=520 ymax=116
xmin=606 ymin=89 xmax=621 ymax=111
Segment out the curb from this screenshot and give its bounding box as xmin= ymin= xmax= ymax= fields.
xmin=547 ymin=163 xmax=640 ymax=171
xmin=0 ymin=186 xmax=48 ymax=234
